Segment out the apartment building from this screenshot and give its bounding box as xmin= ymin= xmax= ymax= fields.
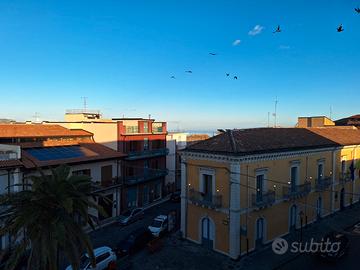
xmin=0 ymin=124 xmax=125 ymax=228
xmin=46 ymin=111 xmax=169 ymax=210
xmin=0 ymin=144 xmax=22 ymax=251
xmin=166 ymin=132 xmax=187 ymax=190
xmin=180 ymin=127 xmax=360 ymax=259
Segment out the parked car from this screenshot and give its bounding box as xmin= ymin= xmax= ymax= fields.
xmin=115 ymin=227 xmax=153 ymax=257
xmin=118 ymin=208 xmax=144 ymax=226
xmin=170 ymin=191 xmax=181 ymax=202
xmin=148 ymin=215 xmax=168 ymax=237
xmin=65 ymin=246 xmax=116 ymax=270
xmin=316 ymin=231 xmax=349 ymax=261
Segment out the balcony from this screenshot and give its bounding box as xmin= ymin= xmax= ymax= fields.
xmin=126 ymin=148 xmax=169 ymax=160
xmin=251 ymin=191 xmax=275 ymax=208
xmin=188 ymin=189 xmax=222 ymax=209
xmin=339 ymin=173 xmax=352 ymax=185
xmin=315 ymin=177 xmax=332 ymax=191
xmin=283 ymin=182 xmax=311 ymax=200
xmin=124 ymin=168 xmax=168 ymax=185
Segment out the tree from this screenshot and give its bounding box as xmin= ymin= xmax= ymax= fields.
xmin=0 ymin=165 xmax=105 ymax=270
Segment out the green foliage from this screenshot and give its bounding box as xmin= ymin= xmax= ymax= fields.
xmin=0 ymin=165 xmax=106 ymax=270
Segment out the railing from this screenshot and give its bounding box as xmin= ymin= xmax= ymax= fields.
xmin=315 ymin=177 xmax=332 ymax=191
xmin=65 ymin=109 xmax=100 ymax=115
xmin=283 ymin=182 xmax=311 ymax=200
xmin=126 ymin=148 xmax=169 ymax=160
xmin=339 ymin=173 xmax=352 ymax=185
xmin=251 ymin=191 xmax=275 ymax=208
xmin=125 ymin=168 xmax=168 ymax=185
xmin=188 ymin=189 xmax=222 ymax=208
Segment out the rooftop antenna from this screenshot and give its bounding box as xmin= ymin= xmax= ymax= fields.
xmin=148 ymin=114 xmax=151 ymax=120
xmin=267 ymin=112 xmax=270 ymax=127
xmin=273 ymin=97 xmax=278 ymax=128
xmin=81 ymin=96 xmax=88 ymax=112
xmin=329 ymin=105 xmax=333 ymax=119
xmin=32 ymin=112 xmax=40 ymax=123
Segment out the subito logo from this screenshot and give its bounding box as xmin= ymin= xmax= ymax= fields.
xmin=272 ymin=238 xmax=288 ymax=255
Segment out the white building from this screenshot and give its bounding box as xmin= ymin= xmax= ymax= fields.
xmin=166 ymin=132 xmax=187 ymax=190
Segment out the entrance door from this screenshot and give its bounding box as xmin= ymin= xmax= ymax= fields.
xmin=201 ymin=217 xmax=214 ymax=249
xmin=316 ymin=197 xmax=322 ymax=219
xmin=289 ymin=205 xmax=297 ymax=231
xmin=255 ymin=218 xmax=265 ymax=248
xmin=340 ymin=188 xmax=345 ymax=210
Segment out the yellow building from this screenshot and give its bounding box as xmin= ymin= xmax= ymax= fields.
xmin=180 ymin=127 xmax=360 ymax=259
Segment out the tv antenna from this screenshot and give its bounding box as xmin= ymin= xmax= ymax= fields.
xmin=32 ymin=112 xmax=40 ymax=123
xmin=81 ymin=97 xmax=88 ymax=112
xmin=273 ymin=97 xmax=278 ymax=128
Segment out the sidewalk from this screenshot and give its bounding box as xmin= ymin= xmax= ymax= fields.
xmin=224 ymin=203 xmax=360 ymax=270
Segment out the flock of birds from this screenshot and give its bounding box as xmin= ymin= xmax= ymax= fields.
xmin=170 ymin=7 xmax=360 ymax=80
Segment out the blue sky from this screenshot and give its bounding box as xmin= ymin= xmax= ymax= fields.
xmin=0 ymin=0 xmax=359 ymax=131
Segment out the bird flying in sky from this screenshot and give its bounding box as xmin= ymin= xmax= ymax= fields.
xmin=185 ymin=70 xmax=192 ymax=73
xmin=170 ymin=76 xmax=176 ymax=79
xmin=273 ymin=25 xmax=281 ymax=33
xmin=337 ymin=24 xmax=344 ymax=32
xmin=233 ymin=76 xmax=238 ymax=80
xmin=226 ymin=73 xmax=230 ymax=77
xmin=355 ymin=7 xmax=360 ymax=13
xmin=209 ymin=52 xmax=217 ymax=56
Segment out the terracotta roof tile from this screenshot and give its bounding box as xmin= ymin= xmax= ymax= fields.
xmin=0 ymin=124 xmax=92 ymax=138
xmin=186 ymin=128 xmax=340 ymax=155
xmin=0 ymin=159 xmax=23 ymax=169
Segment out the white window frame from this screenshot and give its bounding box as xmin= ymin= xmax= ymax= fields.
xmin=199 ymin=168 xmax=215 ymax=195
xmin=255 ymin=168 xmax=268 ymax=193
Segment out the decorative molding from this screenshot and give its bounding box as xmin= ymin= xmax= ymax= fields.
xmin=181 ymin=147 xmax=339 ymax=164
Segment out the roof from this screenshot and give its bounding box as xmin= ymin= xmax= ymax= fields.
xmin=0 ymin=124 xmax=92 ymax=138
xmin=307 ymin=127 xmax=360 ymax=146
xmin=185 ymin=128 xmax=342 ymax=156
xmin=0 ymin=159 xmax=23 ymax=169
xmin=21 ymin=143 xmax=126 ymax=169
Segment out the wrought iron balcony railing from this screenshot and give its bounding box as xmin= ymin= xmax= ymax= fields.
xmin=124 ymin=168 xmax=168 ymax=185
xmin=315 ymin=177 xmax=332 ymax=191
xmin=251 ymin=190 xmax=275 ymax=208
xmin=126 ymin=148 xmax=169 ymax=160
xmin=283 ymin=182 xmax=311 ymax=200
xmin=339 ymin=173 xmax=352 ymax=185
xmin=188 ymin=189 xmax=222 ymax=209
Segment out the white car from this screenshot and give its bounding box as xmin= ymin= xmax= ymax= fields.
xmin=118 ymin=208 xmax=144 ymax=226
xmin=65 ymin=246 xmax=116 ymax=270
xmin=148 ymin=215 xmax=168 ymax=237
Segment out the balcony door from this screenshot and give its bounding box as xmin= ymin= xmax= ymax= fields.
xmin=201 ymin=217 xmax=214 ymax=249
xmin=290 ymin=166 xmax=298 ymax=193
xmin=317 ymin=163 xmax=324 ymax=180
xmin=202 ymin=174 xmax=213 ymax=201
xmin=256 ymin=174 xmax=264 ymax=202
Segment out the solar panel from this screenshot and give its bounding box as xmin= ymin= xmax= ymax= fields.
xmin=26 ymin=146 xmax=86 ymax=161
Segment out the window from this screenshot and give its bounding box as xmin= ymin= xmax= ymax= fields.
xmin=127 ymin=188 xmax=137 ymax=208
xmin=126 ymin=125 xmax=139 ymax=134
xmin=290 ymin=166 xmax=299 ymax=191
xmin=341 ymin=160 xmax=346 ymax=175
xmin=143 ymin=122 xmax=149 ymax=133
xmin=256 ymin=174 xmax=264 ymax=201
xmin=317 ymin=163 xmax=324 ymax=179
xmin=144 ymin=138 xmax=149 ymax=150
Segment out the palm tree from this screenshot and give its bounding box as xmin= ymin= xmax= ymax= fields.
xmin=0 ymin=165 xmax=106 ymax=270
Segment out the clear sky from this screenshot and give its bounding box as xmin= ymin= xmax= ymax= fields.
xmin=0 ymin=0 xmax=359 ymax=131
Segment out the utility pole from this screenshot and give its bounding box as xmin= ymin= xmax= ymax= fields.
xmin=267 ymin=112 xmax=270 ymax=128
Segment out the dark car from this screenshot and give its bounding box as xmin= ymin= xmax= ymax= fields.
xmin=316 ymin=231 xmax=349 ymax=261
xmin=115 ymin=228 xmax=153 ymax=257
xmin=170 ymin=191 xmax=181 ymax=202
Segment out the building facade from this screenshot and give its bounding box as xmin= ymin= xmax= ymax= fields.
xmin=45 ymin=112 xmax=169 ymax=210
xmin=180 ymin=127 xmax=360 ymax=259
